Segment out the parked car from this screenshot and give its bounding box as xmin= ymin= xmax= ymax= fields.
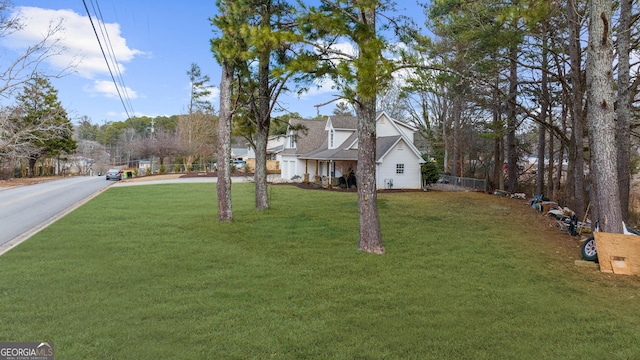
xmin=233 ymin=160 xmax=246 ymax=169
xmin=106 ymin=169 xmax=123 ymax=181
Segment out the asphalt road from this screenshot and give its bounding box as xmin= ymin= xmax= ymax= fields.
xmin=0 ymin=176 xmax=113 ymax=255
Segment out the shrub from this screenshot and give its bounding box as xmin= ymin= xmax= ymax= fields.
xmin=421 ymin=159 xmax=440 ymax=186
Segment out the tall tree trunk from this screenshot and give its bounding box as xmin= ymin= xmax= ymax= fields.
xmin=492 ymin=119 xmax=502 ymax=191
xmin=586 ymin=0 xmax=622 ymax=233
xmin=355 ymin=6 xmax=383 ymax=254
xmin=538 ymin=30 xmax=549 ymax=197
xmin=255 ymin=48 xmax=270 ymax=210
xmin=616 ymin=0 xmax=632 ymax=221
xmin=452 ymin=95 xmax=461 ymax=177
xmin=546 ymin=129 xmax=554 ymax=198
xmin=253 ymin=0 xmax=274 ymax=211
xmin=506 ymin=46 xmax=518 ymax=193
xmin=442 ymin=85 xmax=449 ymax=174
xmin=217 ymin=61 xmax=233 ymax=222
xmin=567 ymin=0 xmax=586 ymax=219
xmin=355 ymin=99 xmax=384 ymax=254
xmin=553 ymin=50 xmax=568 ymax=203
xmin=536 ymin=128 xmax=545 ymax=195
xmin=491 ymin=79 xmax=502 ymax=191
xmin=28 ymin=156 xmax=37 ymax=178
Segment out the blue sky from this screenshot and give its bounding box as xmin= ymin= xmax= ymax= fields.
xmin=2 ymin=1 xmax=427 ymax=125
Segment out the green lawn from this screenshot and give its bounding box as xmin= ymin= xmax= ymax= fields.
xmin=1 ymin=183 xmax=639 ymax=359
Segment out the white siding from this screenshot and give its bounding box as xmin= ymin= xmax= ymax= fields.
xmin=281 ymin=157 xmax=325 ymax=182
xmin=395 ymin=124 xmax=414 ymax=143
xmin=376 ymin=114 xmax=397 ymax=137
xmin=376 ymin=113 xmax=415 ymax=142
xmin=333 ymin=130 xmax=355 ymax=149
xmin=377 ymin=141 xmax=422 ymax=189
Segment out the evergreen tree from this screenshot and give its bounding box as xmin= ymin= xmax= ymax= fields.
xmin=586 ymin=0 xmax=622 ymax=233
xmin=14 ymin=75 xmax=76 ymax=177
xmin=294 ymin=0 xmax=414 ymax=254
xmin=213 ymin=0 xmax=297 ymax=212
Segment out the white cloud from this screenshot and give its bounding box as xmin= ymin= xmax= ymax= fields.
xmin=3 ymin=7 xmax=143 ymax=79
xmin=298 ymin=78 xmax=338 ymax=99
xmin=205 ymin=86 xmax=220 ymax=103
xmin=85 ymin=80 xmax=138 ymax=99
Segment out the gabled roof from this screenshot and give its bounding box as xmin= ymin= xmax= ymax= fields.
xmin=300 ymin=132 xmax=359 ymax=161
xmin=283 ymin=114 xmax=424 ymax=163
xmin=377 ymin=111 xmax=418 ymax=132
xmin=281 ymin=119 xmax=326 ymax=156
xmin=376 ymin=136 xmax=402 ymax=162
xmin=326 ymin=116 xmax=357 ymax=130
xmin=268 ymin=144 xmax=284 ymax=154
xmin=300 ymin=135 xmax=409 ymax=163
xmin=377 ymin=136 xmax=425 ymax=163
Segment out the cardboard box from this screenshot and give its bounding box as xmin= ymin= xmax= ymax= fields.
xmin=594 ymin=232 xmax=640 ymax=276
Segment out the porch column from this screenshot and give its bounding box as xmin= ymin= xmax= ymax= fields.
xmin=304 ymin=159 xmax=309 ymax=183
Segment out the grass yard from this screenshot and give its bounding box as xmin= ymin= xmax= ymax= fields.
xmin=1 ymin=183 xmax=639 ymax=359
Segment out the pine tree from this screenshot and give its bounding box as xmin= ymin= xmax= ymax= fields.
xmin=14 ymin=75 xmax=76 ymax=177
xmin=294 ymin=0 xmax=411 ymax=254
xmin=586 ymin=0 xmax=622 ymax=233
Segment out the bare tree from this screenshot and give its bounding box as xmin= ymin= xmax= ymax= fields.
xmin=0 ymin=1 xmax=77 ymax=177
xmin=0 ymin=1 xmax=74 ymax=99
xmin=176 ymin=112 xmax=216 ymax=171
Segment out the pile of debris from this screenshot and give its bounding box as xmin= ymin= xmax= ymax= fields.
xmin=494 ymin=191 xmax=592 ymax=236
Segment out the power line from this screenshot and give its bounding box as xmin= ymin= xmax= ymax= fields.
xmin=90 ymin=0 xmax=136 ymax=116
xmin=81 ymin=0 xmax=135 ymax=120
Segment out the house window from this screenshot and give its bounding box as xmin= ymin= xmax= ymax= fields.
xmin=288 ymin=132 xmax=296 ymax=148
xmin=329 ymin=128 xmax=335 ymax=148
xmin=396 ymin=164 xmax=404 ymax=174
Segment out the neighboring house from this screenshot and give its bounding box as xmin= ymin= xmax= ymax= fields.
xmin=280 ymin=112 xmax=425 ymax=189
xmin=245 ymin=135 xmax=286 ymax=162
xmin=245 ymin=134 xmax=286 ymax=172
xmin=231 ymin=147 xmax=249 ymax=161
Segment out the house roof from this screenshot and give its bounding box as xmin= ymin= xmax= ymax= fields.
xmin=281 ymin=119 xmax=326 ymax=156
xmin=376 ymin=136 xmax=402 ymax=162
xmin=268 ymin=144 xmax=284 ymax=154
xmin=231 ymin=147 xmax=248 ymax=157
xmin=327 ymin=116 xmax=357 ymax=130
xmin=301 ymin=131 xmax=358 ymax=161
xmin=300 ymin=135 xmax=404 ymax=163
xmin=284 ymin=113 xmax=425 ymax=163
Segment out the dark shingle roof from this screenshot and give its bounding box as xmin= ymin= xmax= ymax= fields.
xmin=281 ymin=119 xmax=326 ymax=156
xmin=375 ymin=136 xmax=402 ymax=161
xmin=282 ymin=115 xmax=423 ymax=163
xmin=329 ymin=116 xmax=357 ymax=129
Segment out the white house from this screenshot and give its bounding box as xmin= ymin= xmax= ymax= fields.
xmin=280 ymin=112 xmax=425 ymax=189
xmin=245 ymin=135 xmax=286 ymax=162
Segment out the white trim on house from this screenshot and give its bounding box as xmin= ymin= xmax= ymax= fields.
xmin=280 ymin=112 xmax=425 ymax=189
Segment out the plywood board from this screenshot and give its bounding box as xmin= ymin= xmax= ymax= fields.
xmin=593 ymin=232 xmax=640 ymax=276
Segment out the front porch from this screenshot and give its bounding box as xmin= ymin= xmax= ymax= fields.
xmin=301 ymin=159 xmax=357 ymax=188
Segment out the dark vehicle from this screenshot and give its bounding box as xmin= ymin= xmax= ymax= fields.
xmin=106 ymin=169 xmax=123 ymax=181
